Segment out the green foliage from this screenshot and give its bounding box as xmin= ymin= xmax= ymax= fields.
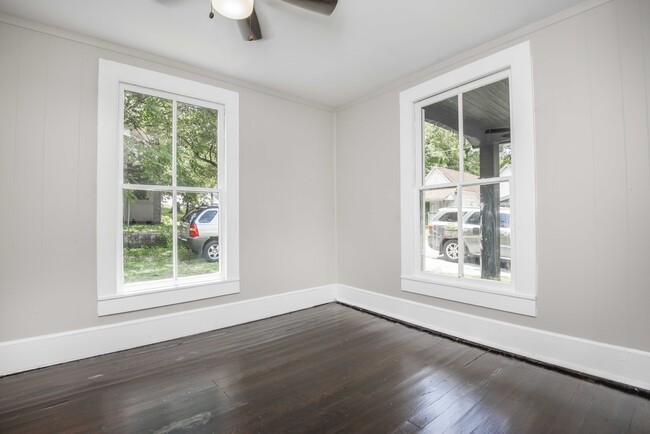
xmin=424 ymin=122 xmax=511 ymax=178
xmin=123 ymin=91 xmax=218 ymax=194
xmin=499 ymin=143 xmax=512 ymax=168
xmin=423 ymin=121 xmax=460 ymax=174
xmin=177 ymin=102 xmax=218 ymax=188
xmin=123 ymin=91 xmax=173 ymax=186
xmin=424 ymin=122 xmax=481 ymax=177
xmin=463 ymin=143 xmax=481 ymax=177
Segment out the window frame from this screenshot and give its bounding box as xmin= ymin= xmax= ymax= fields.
xmin=97 ymin=59 xmax=240 ymax=316
xmin=399 ymin=42 xmax=537 ymax=316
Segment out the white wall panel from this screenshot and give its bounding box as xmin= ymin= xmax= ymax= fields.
xmin=40 ymin=37 xmax=84 ymax=332
xmin=532 ymin=11 xmax=598 ymax=338
xmin=585 ymin=3 xmax=629 ymax=347
xmin=11 ymin=29 xmax=48 ymax=336
xmin=238 ymin=89 xmax=335 ymax=297
xmin=620 ymin=0 xmax=650 ymax=351
xmin=0 ymin=23 xmax=20 ymax=336
xmin=336 ymin=92 xmax=401 ymax=293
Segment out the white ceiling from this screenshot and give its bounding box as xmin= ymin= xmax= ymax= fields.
xmin=0 ymin=0 xmax=585 ymax=107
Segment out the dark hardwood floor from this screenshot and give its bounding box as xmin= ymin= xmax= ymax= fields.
xmin=1 ymin=303 xmax=648 ymax=433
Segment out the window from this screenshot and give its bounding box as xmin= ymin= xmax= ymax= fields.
xmin=97 ymin=60 xmax=240 ymax=315
xmin=199 ymin=210 xmax=218 ymax=224
xmin=399 ymin=42 xmax=536 ymax=316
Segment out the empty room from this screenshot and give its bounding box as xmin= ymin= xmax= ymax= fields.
xmin=0 ymin=0 xmax=649 ymax=432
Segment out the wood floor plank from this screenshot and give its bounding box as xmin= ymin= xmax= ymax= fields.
xmin=626 ymin=396 xmax=650 ymax=433
xmin=0 ymin=303 xmax=648 ymax=433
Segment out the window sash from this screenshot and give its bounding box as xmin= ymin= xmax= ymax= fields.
xmin=97 ymin=59 xmax=240 ymax=315
xmin=117 ymin=85 xmax=226 ymax=292
xmin=415 ymin=71 xmax=514 ymax=287
xmin=399 ymin=42 xmax=536 ymax=316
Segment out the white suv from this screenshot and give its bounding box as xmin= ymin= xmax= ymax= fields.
xmin=178 ymin=206 xmax=219 ymax=262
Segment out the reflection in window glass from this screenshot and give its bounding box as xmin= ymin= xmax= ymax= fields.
xmin=122 ymin=189 xmax=173 ymax=283
xmin=123 ymin=91 xmax=173 ymax=186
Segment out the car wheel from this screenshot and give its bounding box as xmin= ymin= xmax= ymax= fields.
xmin=203 ymin=240 xmax=220 ymax=262
xmin=442 ymin=239 xmax=459 ymax=262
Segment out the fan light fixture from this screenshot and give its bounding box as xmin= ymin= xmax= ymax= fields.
xmin=207 ymin=0 xmax=337 ymax=42
xmin=211 ymin=0 xmax=254 ymax=20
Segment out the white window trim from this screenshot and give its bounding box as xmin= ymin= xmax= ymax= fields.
xmin=399 ymin=42 xmax=537 ymax=316
xmin=97 ymin=59 xmax=240 ymax=316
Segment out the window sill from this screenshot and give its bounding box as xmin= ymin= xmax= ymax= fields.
xmin=401 ymin=276 xmax=536 ymax=316
xmin=97 ymin=279 xmax=240 ymax=316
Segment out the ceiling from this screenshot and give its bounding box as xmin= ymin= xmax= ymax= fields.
xmin=0 ymin=0 xmax=585 ymax=107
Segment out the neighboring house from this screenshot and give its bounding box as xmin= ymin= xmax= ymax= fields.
xmin=423 ymin=166 xmax=511 ymax=213
xmin=423 ymin=167 xmax=481 ymax=210
xmin=123 ymin=191 xmax=162 ymax=224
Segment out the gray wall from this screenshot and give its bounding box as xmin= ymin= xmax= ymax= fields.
xmin=0 ymin=21 xmax=336 ymax=341
xmin=336 ymin=0 xmax=650 ymax=352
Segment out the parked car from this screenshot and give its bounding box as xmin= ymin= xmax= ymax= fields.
xmin=178 ymin=205 xmax=219 ymax=262
xmin=426 ymin=207 xmax=510 ymax=263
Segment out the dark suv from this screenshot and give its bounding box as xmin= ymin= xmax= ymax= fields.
xmin=178 ymin=206 xmax=219 ymax=262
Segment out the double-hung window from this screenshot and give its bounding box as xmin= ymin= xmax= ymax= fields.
xmin=399 ymin=42 xmax=537 ymax=316
xmin=97 ymin=60 xmax=240 ymax=315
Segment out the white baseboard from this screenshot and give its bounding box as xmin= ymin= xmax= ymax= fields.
xmin=0 ymin=285 xmax=336 ymax=376
xmin=335 ymin=284 xmax=650 ymax=392
xmin=3 ymin=283 xmax=649 ymax=392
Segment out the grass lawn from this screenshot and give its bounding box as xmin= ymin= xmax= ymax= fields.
xmin=123 ymin=206 xmax=218 ymax=283
xmin=124 ymin=245 xmax=219 ymax=283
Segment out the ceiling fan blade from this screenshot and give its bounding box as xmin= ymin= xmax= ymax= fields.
xmin=281 ymin=0 xmax=338 ymax=15
xmin=237 ymin=7 xmax=262 ymax=41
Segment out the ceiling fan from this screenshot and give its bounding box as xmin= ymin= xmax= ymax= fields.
xmin=209 ymin=0 xmax=338 ymax=41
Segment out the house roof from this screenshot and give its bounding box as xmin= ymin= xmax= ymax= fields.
xmin=423 ymin=166 xmax=510 ymax=204
xmin=432 ymin=167 xmax=479 ymax=184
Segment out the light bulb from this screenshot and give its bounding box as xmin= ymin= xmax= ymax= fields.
xmin=211 ymin=0 xmax=254 ymax=20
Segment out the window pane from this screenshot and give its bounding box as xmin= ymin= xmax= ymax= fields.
xmin=461 ymin=182 xmax=511 ymax=283
xmin=422 ymin=96 xmax=459 ymax=186
xmin=123 ymin=91 xmax=172 ymax=185
xmin=462 ymin=78 xmax=511 ymax=179
xmin=177 ymin=102 xmax=218 ymax=188
xmin=123 ymin=189 xmax=173 ymax=283
xmin=177 ymin=192 xmax=220 ymax=277
xmin=422 ymin=187 xmax=459 ymax=277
